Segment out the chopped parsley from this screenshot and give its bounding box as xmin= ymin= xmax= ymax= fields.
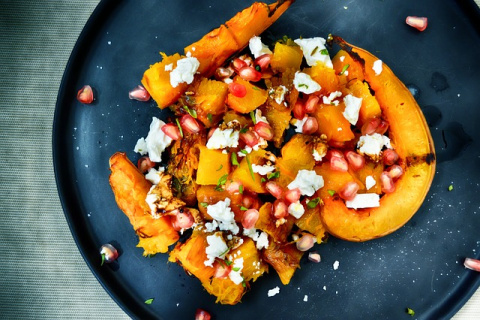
xmin=307 ymin=197 xmax=321 ymax=209
xmin=231 ymin=152 xmax=239 ymax=166
xmin=339 ymin=64 xmax=350 ymax=75
xmin=261 ymin=178 xmax=266 ymax=183
xmin=267 ymin=171 xmax=280 ymax=180
xmin=175 ymin=118 xmax=184 ymax=138
xmin=448 ymin=184 xmax=454 ymax=191
xmin=232 ymin=267 xmax=241 ymax=272
xmin=406 ymin=308 xmax=415 ymax=316
xmin=250 ymin=110 xmax=256 ymax=124
xmin=207 ymin=113 xmax=213 ymax=123
xmin=298 ymin=83 xmax=309 ymax=89
xmin=144 ymin=298 xmax=154 ymax=305
xmin=238 ymin=184 xmax=244 ymax=194
xmin=320 ymin=48 xmax=329 ymax=55
xmin=240 ymin=206 xmax=248 ymax=211
xmin=200 ymin=202 xmax=209 ymax=207
xmin=215 ymin=174 xmax=228 ymax=191
xmin=100 ymin=253 xmax=105 ymax=266
xmin=327 ymin=189 xmax=336 ymax=196
xmin=311 ymin=46 xmax=319 ymax=56
xmin=239 ymin=126 xmax=248 ymax=134
xmin=246 ymin=155 xmax=255 ymax=181
xmin=216 ymin=164 xmax=224 ymax=171
xmin=240 ymin=149 xmax=249 ymax=155
xmin=183 ymin=105 xmax=197 ymax=118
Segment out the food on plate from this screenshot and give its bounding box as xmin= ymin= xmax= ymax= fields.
xmin=77 ymin=85 xmax=94 ymax=104
xmin=108 ymin=0 xmax=435 ymax=305
xmin=406 ymin=16 xmax=428 ymax=32
xmin=464 ymin=258 xmax=480 ymax=272
xmin=99 ymin=243 xmax=118 ymax=265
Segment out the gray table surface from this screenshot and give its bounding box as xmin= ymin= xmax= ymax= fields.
xmin=0 ymin=1 xmax=479 ymax=319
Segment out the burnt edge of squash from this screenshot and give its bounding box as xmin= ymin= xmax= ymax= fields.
xmin=268 ymin=0 xmax=295 ymax=18
xmin=406 ymin=153 xmax=436 ymax=166
xmin=327 ymin=34 xmax=366 ymax=68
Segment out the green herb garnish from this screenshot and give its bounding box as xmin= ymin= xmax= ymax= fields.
xmin=175 ymin=118 xmax=183 ymax=138
xmin=311 ymin=46 xmax=319 ymax=56
xmin=320 ymin=48 xmax=329 ymax=55
xmin=232 ymin=267 xmax=241 ymax=272
xmin=298 ymin=83 xmax=309 ymax=89
xmin=448 ymin=184 xmax=454 ymax=191
xmin=255 ymin=65 xmax=261 ymax=72
xmin=215 ymin=174 xmax=228 ymax=191
xmin=200 ymin=202 xmax=209 ymax=207
xmin=100 ymin=253 xmax=105 ymax=266
xmin=240 ymin=206 xmax=248 ymax=211
xmin=225 ymin=260 xmax=233 ymax=266
xmin=239 ymin=127 xmax=248 ymax=134
xmin=216 ymin=164 xmax=224 ymax=171
xmin=250 ymin=110 xmax=256 ymax=124
xmin=207 ymin=113 xmax=213 ymax=123
xmin=183 ymin=105 xmax=197 ymax=118
xmin=145 ymin=298 xmax=154 ymax=305
xmin=261 ymin=178 xmax=266 ymax=183
xmin=267 ymin=171 xmax=280 ymax=180
xmin=246 ymin=155 xmax=255 ymax=181
xmin=406 ymin=308 xmax=415 ymax=316
xmin=240 ymin=149 xmax=248 ymax=155
xmin=238 ymin=184 xmax=244 ymax=194
xmin=327 ymin=189 xmax=336 ymax=196
xmin=231 ymin=153 xmax=239 ymax=166
xmin=339 ymin=64 xmax=350 ymax=75
xmin=307 ymin=198 xmax=321 ymax=209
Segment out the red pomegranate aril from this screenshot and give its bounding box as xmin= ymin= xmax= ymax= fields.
xmin=387 ymin=164 xmax=404 ymax=180
xmin=254 ymin=53 xmax=272 ymax=71
xmin=238 ymin=66 xmax=262 ymax=82
xmin=304 ymin=95 xmax=320 ymax=113
xmin=361 ymin=118 xmax=381 ymax=135
xmin=406 ymin=16 xmax=428 ymax=32
xmin=232 ymin=58 xmax=247 ymax=71
xmin=308 ymin=252 xmax=321 ymax=263
xmin=240 ymin=130 xmax=259 ymax=147
xmin=228 ymin=82 xmax=247 ymax=98
xmin=226 ymin=180 xmax=242 ymax=194
xmin=293 ymin=100 xmax=306 ymax=120
xmin=207 ymin=127 xmax=217 ymax=140
xmin=464 ymin=258 xmax=480 ymax=272
xmin=137 ymin=156 xmax=156 ymax=173
xmin=285 ymin=188 xmax=302 ymax=204
xmin=215 ymin=67 xmax=234 ymax=80
xmin=376 ymin=120 xmax=389 ymax=135
xmin=242 ymin=209 xmax=259 ymax=229
xmin=213 ymin=261 xmax=231 ymax=279
xmin=128 ymin=85 xmax=150 ymax=101
xmin=180 ymin=114 xmax=201 ymax=134
xmin=161 ymin=123 xmax=182 ymax=140
xmin=380 ymin=171 xmax=396 ymax=193
xmin=326 ymin=149 xmax=344 ymax=160
xmin=302 ymin=117 xmax=319 ymax=135
xmin=383 ymin=149 xmax=399 ymax=165
xmin=330 ymin=156 xmax=349 ymax=172
xmin=273 ymin=199 xmax=288 ymax=219
xmin=345 ymin=151 xmax=365 ymax=171
xmin=296 ymin=234 xmax=315 ymax=252
xmin=171 ymin=211 xmax=195 ymax=231
xmin=339 ymin=181 xmax=360 ymax=201
xmin=77 ymin=85 xmax=94 ymax=104
xmin=266 ymin=181 xmax=283 ymax=199
xmin=254 ymin=121 xmax=274 ymax=140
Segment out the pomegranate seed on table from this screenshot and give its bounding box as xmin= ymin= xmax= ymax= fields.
xmin=254 ymin=53 xmax=272 ymax=71
xmin=213 ymin=261 xmax=231 ymax=279
xmin=308 ymin=251 xmax=321 ymax=263
xmin=238 ymin=66 xmax=262 ymax=82
xmin=195 ymin=309 xmax=212 ymax=320
xmin=240 ymin=130 xmax=259 ymax=147
xmin=232 ymin=58 xmax=247 ymax=71
xmin=137 ymin=156 xmax=156 ymax=173
xmin=330 ymin=156 xmax=349 ymax=172
xmin=180 ymin=114 xmax=201 ymax=134
xmin=242 ymin=209 xmax=259 ymax=229
xmin=285 ymin=188 xmax=302 ymax=204
xmin=273 ymin=199 xmax=289 ymax=219
xmin=296 ymin=233 xmax=315 ymax=251
xmin=99 ymin=244 xmax=118 ymax=265
xmin=171 ymin=210 xmax=195 ymax=231
xmin=254 ymin=121 xmax=274 ymax=140
xmin=266 ymin=181 xmax=283 ymax=199
xmin=77 ymin=85 xmax=94 ymax=104
xmin=128 ymin=85 xmax=150 ymax=101
xmin=345 ymin=151 xmax=365 ymax=171
xmin=293 ymin=100 xmax=306 ymax=119
xmin=464 ymin=258 xmax=480 ymax=272
xmin=161 ymin=123 xmax=182 ymax=140
xmin=383 ymin=149 xmax=399 ymax=165
xmin=304 ymin=95 xmax=320 ymax=113
xmin=339 ymin=181 xmax=360 ymax=201
xmin=387 ymin=164 xmax=404 ymax=180
xmin=229 ymin=82 xmax=247 ymax=97
xmin=380 ymin=171 xmax=396 ymax=193
xmin=406 ymin=16 xmax=428 ymax=32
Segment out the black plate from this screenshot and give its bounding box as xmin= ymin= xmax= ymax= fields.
xmin=53 ymin=0 xmax=480 ymax=319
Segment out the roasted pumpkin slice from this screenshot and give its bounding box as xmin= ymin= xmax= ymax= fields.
xmin=109 ymin=152 xmax=179 ymax=255
xmin=263 ymin=242 xmax=303 ymax=285
xmin=319 ymin=37 xmax=436 ymax=242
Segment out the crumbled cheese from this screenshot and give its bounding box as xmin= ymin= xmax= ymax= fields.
xmin=333 ymin=260 xmax=339 ymax=270
xmin=206 ymin=128 xmax=240 ymax=149
xmin=293 ymin=72 xmax=321 ymax=94
xmin=229 ymin=258 xmax=244 ymax=285
xmin=169 ymin=57 xmax=200 ymax=88
xmin=268 ymin=286 xmax=280 ymax=297
xmin=365 ymin=175 xmax=376 ymax=190
xmin=145 ymin=167 xmax=165 ymax=185
xmin=312 ymin=149 xmax=324 ymax=161
xmin=294 ymin=37 xmax=333 ymax=68
xmin=292 ymin=117 xmax=308 ymax=133
xmin=345 ymin=193 xmax=380 ymax=209
xmin=288 ymin=169 xmax=324 ymax=196
xmin=288 ymin=201 xmax=305 ymax=219
xmin=255 ymin=109 xmax=268 ymax=124
xmin=134 ymin=117 xmax=172 ymax=162
xmin=164 ymin=63 xmax=173 ymax=71
xmin=303 ymin=295 xmax=308 ymax=302
xmin=373 ymin=59 xmax=383 ymax=76
xmin=145 ymin=185 xmax=159 ymax=218
xmin=186 ymin=51 xmax=192 ymax=57
xmin=322 ymin=91 xmax=342 ymax=105
xmin=243 ymin=228 xmax=269 ymax=250
xmin=252 ymin=164 xmax=275 ymax=176
xmin=204 ymin=219 xmax=219 ymax=232
xmin=206 ymin=198 xmax=239 ymax=234
xmin=340 ymin=56 xmax=345 ymax=62
xmin=357 ymin=133 xmax=392 ymax=157
xmin=249 ymin=36 xmax=272 ymax=58
xmin=204 ymin=233 xmax=228 ymax=267
xmin=273 ymin=85 xmax=288 ymax=105
xmin=342 ymin=94 xmax=363 ymax=125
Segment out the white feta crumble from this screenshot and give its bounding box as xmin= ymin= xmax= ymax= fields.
xmin=345 ymin=193 xmax=380 ymax=209
xmin=169 ymin=57 xmax=200 ymax=88
xmin=365 ymin=175 xmax=376 ymax=190
xmin=294 ymin=37 xmax=333 ymax=68
xmin=186 ymin=51 xmax=192 ymax=57
xmin=312 ymin=149 xmax=324 ymax=161
xmin=164 ymin=63 xmax=173 ymax=71
xmin=206 ymin=198 xmax=239 ymax=234
xmin=288 ymin=201 xmax=305 ymax=219
xmin=206 ymin=128 xmax=240 ymax=149
xmin=293 ymin=72 xmax=321 ymax=94
xmin=145 ymin=186 xmax=158 ymax=217
xmin=204 ymin=219 xmax=219 ymax=232
xmin=273 ymin=85 xmax=288 ymax=105
xmin=243 ymin=228 xmax=269 ymax=250
xmin=357 ymin=133 xmax=392 ymax=157
xmin=303 ymin=295 xmax=308 ymax=302
xmin=248 ymin=36 xmax=272 ymax=58
xmin=292 ymin=117 xmax=308 ymax=133
xmin=229 ymin=258 xmax=244 ymax=285
xmin=255 ymin=109 xmax=268 ymax=124
xmin=340 ymin=56 xmax=345 ymax=62
xmin=372 ymin=59 xmax=383 ymax=76
xmin=342 ymin=94 xmax=363 ymax=125
xmin=333 ymin=260 xmax=339 ymax=270
xmin=145 ymin=167 xmax=165 ymax=185
xmin=134 ymin=117 xmax=172 ymax=162
xmin=322 ymin=91 xmax=342 ymax=105
xmin=204 ymin=233 xmax=229 ymax=267
xmin=252 ymin=164 xmax=275 ymax=176
xmin=323 ymin=286 xmax=327 ymax=291
xmin=268 ymin=286 xmax=280 ymax=297
xmin=288 ymin=169 xmax=324 ymax=196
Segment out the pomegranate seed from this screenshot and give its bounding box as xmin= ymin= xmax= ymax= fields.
xmin=161 ymin=123 xmax=182 ymax=140
xmin=273 ymin=199 xmax=288 ymax=219
xmin=215 ymin=67 xmax=234 ymax=80
xmin=383 ymin=149 xmax=399 ymax=165
xmin=266 ymin=181 xmax=283 ymax=199
xmin=293 ymin=100 xmax=306 ymax=120
xmin=99 ymin=244 xmax=119 ymax=264
xmin=232 ymin=58 xmax=247 ymax=71
xmin=128 ymin=85 xmax=150 ymax=102
xmin=254 ymin=53 xmax=272 ymax=71
xmin=285 ymin=188 xmax=302 ymax=204
xmin=242 ymin=194 xmax=256 ymax=209
xmin=406 ymin=16 xmax=428 ymax=32
xmin=380 ymin=171 xmax=396 ymax=193
xmin=180 ymin=114 xmax=201 ymax=134
xmin=361 ymin=118 xmax=382 ymax=135
xmin=77 ymin=85 xmax=94 ymax=104
xmin=345 ymin=151 xmax=365 ymax=171
xmin=226 ymin=180 xmax=242 ymax=194
xmin=338 ymin=181 xmax=360 ymax=201
xmin=238 ymin=66 xmax=262 ymax=82
xmin=254 ymin=121 xmax=274 ymax=140
xmin=330 ymin=156 xmax=349 ymax=172
xmin=387 ymin=164 xmax=404 ymax=180
xmin=308 ymin=252 xmax=321 ymax=263
xmin=296 ymin=233 xmax=315 ymax=251
xmin=376 ymin=120 xmax=389 ymax=135
xmin=326 ymin=149 xmax=344 ymax=160
xmin=464 ymin=258 xmax=480 ymax=272
xmin=213 ymin=261 xmax=231 ymax=279
xmin=171 ymin=211 xmax=195 ymax=231
xmin=137 ymin=156 xmax=156 ymax=173
xmin=242 ymin=209 xmax=259 ymax=229
xmin=304 ymin=95 xmax=320 ymax=113
xmin=302 ymin=117 xmax=319 ymax=135
xmin=229 ymin=82 xmax=247 ymax=98
xmin=240 ymin=130 xmax=259 ymax=147
xmin=207 ymin=127 xmax=217 ymax=140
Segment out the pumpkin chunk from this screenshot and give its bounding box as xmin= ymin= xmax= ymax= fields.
xmin=227 ymin=77 xmax=268 ymax=114
xmin=196 ymin=146 xmax=231 ymax=185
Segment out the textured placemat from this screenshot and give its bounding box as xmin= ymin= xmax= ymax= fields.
xmin=0 ymin=1 xmax=478 ymax=319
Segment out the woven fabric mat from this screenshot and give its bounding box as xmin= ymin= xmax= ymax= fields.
xmin=0 ymin=1 xmax=479 ymax=319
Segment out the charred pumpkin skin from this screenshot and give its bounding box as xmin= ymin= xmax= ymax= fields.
xmin=320 ymin=37 xmax=436 ymax=242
